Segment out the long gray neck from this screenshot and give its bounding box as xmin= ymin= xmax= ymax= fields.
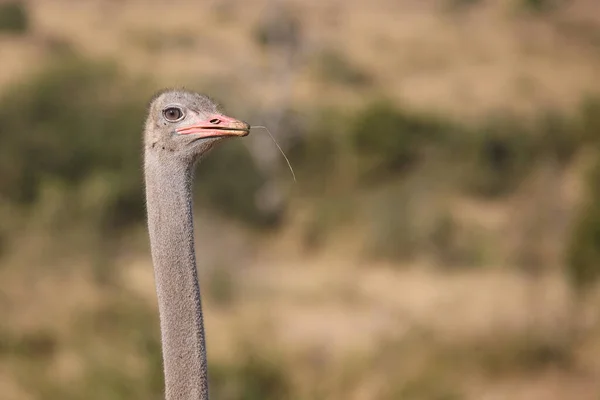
xmin=144 ymin=151 xmax=208 ymax=400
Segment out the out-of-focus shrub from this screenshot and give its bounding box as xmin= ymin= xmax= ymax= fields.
xmin=127 ymin=29 xmax=197 ymax=53
xmin=350 ymin=100 xmax=447 ymax=179
xmin=444 ymin=0 xmax=484 ymax=11
xmin=195 ymin=141 xmax=271 ymax=227
xmin=364 ymin=183 xmax=488 ymax=266
xmin=205 ymin=265 xmax=237 ymax=308
xmin=457 ymin=108 xmax=580 ymax=199
xmin=313 ymin=49 xmax=372 ymax=87
xmin=252 ymin=4 xmax=301 ymax=50
xmin=518 ymin=0 xmax=563 ymax=13
xmin=366 ymin=185 xmax=420 ymax=261
xmin=0 ymin=55 xmax=270 ymax=232
xmin=210 ymin=349 xmax=290 ymax=400
xmin=578 ymin=96 xmax=600 ymax=146
xmin=459 ymin=114 xmax=535 ymax=198
xmin=535 ymin=109 xmax=580 ymax=166
xmin=0 ymin=1 xmax=28 ymax=34
xmin=287 ymin=107 xmax=341 ymax=190
xmin=566 ymin=155 xmax=600 ymax=295
xmin=0 ymin=56 xmax=146 ymax=230
xmin=564 ymin=97 xmax=600 ymax=295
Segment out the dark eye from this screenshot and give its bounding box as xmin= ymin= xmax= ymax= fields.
xmin=163 ymin=107 xmax=184 ymax=122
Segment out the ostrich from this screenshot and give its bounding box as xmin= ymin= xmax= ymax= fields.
xmin=143 ymin=89 xmax=250 ymax=400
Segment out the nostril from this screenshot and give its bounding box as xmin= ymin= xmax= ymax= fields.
xmin=209 ymin=118 xmax=220 ymax=124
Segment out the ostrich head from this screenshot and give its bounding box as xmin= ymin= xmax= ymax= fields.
xmin=144 ymin=89 xmax=250 ymax=162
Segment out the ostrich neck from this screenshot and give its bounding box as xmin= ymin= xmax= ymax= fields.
xmin=144 ymin=152 xmax=209 ymax=400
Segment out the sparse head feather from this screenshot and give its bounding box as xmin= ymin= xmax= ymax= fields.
xmin=143 ymin=89 xmax=247 ymax=162
xmin=148 ymin=89 xmax=222 ymax=115
xmin=144 ymin=89 xmax=221 ymax=149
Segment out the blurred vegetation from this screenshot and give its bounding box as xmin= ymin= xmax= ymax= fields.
xmin=460 ymin=114 xmax=536 ymax=198
xmin=211 ymin=350 xmax=290 ymax=400
xmin=126 ymin=29 xmax=197 ymax=53
xmin=252 ymin=3 xmax=301 ymax=50
xmin=0 ymin=56 xmax=146 ymax=232
xmin=518 ymin=0 xmax=563 ymax=13
xmin=1 ymin=293 xmax=163 ymax=400
xmin=0 ymin=1 xmax=28 ymax=34
xmin=565 ymin=98 xmax=600 ymax=296
xmin=195 ymin=142 xmax=271 ymax=228
xmin=313 ymin=49 xmax=372 ymax=88
xmin=289 ymin=96 xmax=598 ymax=274
xmin=443 ymin=0 xmax=484 ymax=12
xmin=0 ymin=55 xmax=272 ymax=240
xmin=350 ymin=100 xmax=445 ymax=180
xmin=1 ymin=52 xmax=598 ymax=278
xmin=1 ymin=47 xmax=600 ymax=399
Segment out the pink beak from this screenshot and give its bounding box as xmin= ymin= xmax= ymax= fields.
xmin=175 ymin=114 xmax=250 ymax=138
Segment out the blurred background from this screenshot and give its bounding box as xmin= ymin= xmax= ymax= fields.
xmin=1 ymin=0 xmax=600 ymax=399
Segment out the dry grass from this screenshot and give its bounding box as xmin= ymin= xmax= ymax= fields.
xmin=2 ymin=218 xmax=600 ymax=399
xmin=0 ymin=0 xmax=596 ymax=116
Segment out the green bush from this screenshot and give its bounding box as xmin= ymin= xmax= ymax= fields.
xmin=578 ymin=96 xmax=600 ymax=145
xmin=128 ymin=29 xmax=197 ymax=53
xmin=0 ymin=2 xmax=28 ymax=34
xmin=252 ymin=6 xmax=300 ymax=49
xmin=459 ymin=114 xmax=535 ymax=198
xmin=518 ymin=0 xmax=562 ymax=13
xmin=564 ymin=97 xmax=600 ymax=295
xmin=429 ymin=210 xmax=487 ymax=268
xmin=210 ymin=351 xmax=290 ymax=400
xmin=0 ymin=329 xmax=56 ymax=359
xmin=0 ymin=55 xmax=270 ymax=232
xmin=458 ymin=108 xmax=580 ymax=199
xmin=0 ymin=56 xmax=147 ymax=230
xmin=314 ymin=49 xmax=372 ymax=87
xmin=350 ymin=100 xmax=448 ymax=179
xmin=205 ymin=265 xmax=237 ymax=308
xmin=367 ymin=188 xmax=419 ymax=261
xmin=287 ymin=107 xmax=340 ymax=184
xmin=443 ymin=0 xmax=484 ymax=12
xmin=566 ymin=155 xmax=600 ymax=294
xmin=195 ymin=141 xmax=272 ymax=227
xmin=535 ymin=109 xmax=580 ymax=166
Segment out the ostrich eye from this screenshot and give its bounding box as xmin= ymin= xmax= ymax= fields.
xmin=163 ymin=107 xmax=184 ymax=122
